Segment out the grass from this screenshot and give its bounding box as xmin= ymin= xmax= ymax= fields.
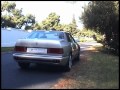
xmin=80 ymin=51 xmax=119 ymax=89
xmin=52 ymin=45 xmax=119 ymax=89
xmin=1 ymin=47 xmax=14 ymax=52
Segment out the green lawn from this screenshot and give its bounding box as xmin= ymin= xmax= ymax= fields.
xmin=1 ymin=47 xmax=14 ymax=52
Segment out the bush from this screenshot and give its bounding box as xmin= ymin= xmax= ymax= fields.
xmin=75 ymin=29 xmax=104 ymax=43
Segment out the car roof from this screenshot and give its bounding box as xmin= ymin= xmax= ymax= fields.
xmin=31 ymin=30 xmax=67 ymax=33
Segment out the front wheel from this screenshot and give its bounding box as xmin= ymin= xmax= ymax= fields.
xmin=76 ymin=52 xmax=80 ymax=61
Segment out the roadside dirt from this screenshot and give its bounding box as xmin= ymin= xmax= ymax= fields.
xmin=51 ymin=46 xmax=97 ymax=89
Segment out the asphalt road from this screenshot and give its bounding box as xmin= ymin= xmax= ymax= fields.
xmin=1 ymin=41 xmax=102 ymax=89
xmin=1 ymin=52 xmax=65 ymax=89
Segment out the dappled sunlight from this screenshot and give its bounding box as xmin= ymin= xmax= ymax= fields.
xmin=81 ymin=46 xmax=101 ymax=53
xmin=51 ymin=78 xmax=77 ymax=89
xmin=51 ymin=42 xmax=119 ymax=89
xmin=75 ymin=79 xmax=96 ymax=89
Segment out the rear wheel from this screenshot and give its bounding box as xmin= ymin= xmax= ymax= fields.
xmin=18 ymin=62 xmax=30 ymax=69
xmin=65 ymin=55 xmax=72 ymax=71
xmin=76 ymin=52 xmax=80 ymax=61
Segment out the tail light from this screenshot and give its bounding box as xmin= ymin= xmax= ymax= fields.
xmin=47 ymin=48 xmax=63 ymax=54
xmin=14 ymin=46 xmax=26 ymax=52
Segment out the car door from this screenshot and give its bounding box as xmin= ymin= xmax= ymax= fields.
xmin=69 ymin=34 xmax=79 ymax=57
xmin=66 ymin=33 xmax=77 ymax=58
xmin=70 ymin=36 xmax=80 ymax=56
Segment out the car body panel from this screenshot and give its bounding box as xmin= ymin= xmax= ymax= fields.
xmin=13 ymin=53 xmax=69 ymax=66
xmin=15 ymin=39 xmax=64 ymax=48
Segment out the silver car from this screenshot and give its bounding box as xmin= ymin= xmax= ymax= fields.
xmin=13 ymin=30 xmax=80 ymax=71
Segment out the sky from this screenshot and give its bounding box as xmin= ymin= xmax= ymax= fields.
xmin=5 ymin=1 xmax=89 ymax=29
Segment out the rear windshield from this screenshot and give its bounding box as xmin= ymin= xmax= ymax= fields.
xmin=27 ymin=31 xmax=64 ymax=39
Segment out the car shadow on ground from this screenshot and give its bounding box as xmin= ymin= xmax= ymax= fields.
xmin=19 ymin=63 xmax=69 ymax=73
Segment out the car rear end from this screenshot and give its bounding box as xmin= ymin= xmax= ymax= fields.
xmin=13 ymin=31 xmax=69 ymax=67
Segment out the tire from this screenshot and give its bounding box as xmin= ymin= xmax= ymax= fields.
xmin=18 ymin=62 xmax=30 ymax=69
xmin=65 ymin=55 xmax=72 ymax=71
xmin=76 ymin=52 xmax=80 ymax=61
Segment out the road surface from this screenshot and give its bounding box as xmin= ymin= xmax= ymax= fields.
xmin=80 ymin=41 xmax=102 ymax=51
xmin=1 ymin=52 xmax=65 ymax=89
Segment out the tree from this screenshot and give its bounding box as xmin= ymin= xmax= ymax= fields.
xmin=41 ymin=12 xmax=60 ymax=30
xmin=1 ymin=1 xmax=16 ymax=13
xmin=1 ymin=15 xmax=16 ymax=28
xmin=71 ymin=15 xmax=78 ymax=35
xmin=32 ymin=22 xmax=42 ymax=30
xmin=1 ymin=1 xmax=36 ymax=29
xmin=64 ymin=16 xmax=77 ymax=36
xmin=11 ymin=8 xmax=25 ymax=28
xmin=24 ymin=14 xmax=35 ymax=30
xmin=1 ymin=1 xmax=16 ymax=28
xmin=80 ymin=1 xmax=119 ymax=55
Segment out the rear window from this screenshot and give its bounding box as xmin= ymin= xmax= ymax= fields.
xmin=27 ymin=31 xmax=64 ymax=39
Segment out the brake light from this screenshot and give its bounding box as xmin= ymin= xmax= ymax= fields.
xmin=47 ymin=48 xmax=63 ymax=54
xmin=14 ymin=46 xmax=26 ymax=52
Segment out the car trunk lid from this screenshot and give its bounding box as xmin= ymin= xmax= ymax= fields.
xmin=15 ymin=39 xmax=65 ymax=54
xmin=15 ymin=39 xmax=64 ymax=48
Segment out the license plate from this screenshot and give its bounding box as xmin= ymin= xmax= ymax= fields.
xmin=27 ymin=48 xmax=47 ymax=53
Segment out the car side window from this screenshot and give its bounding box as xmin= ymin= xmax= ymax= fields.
xmin=66 ymin=33 xmax=74 ymax=43
xmin=69 ymin=34 xmax=75 ymax=43
xmin=66 ymin=33 xmax=71 ymax=42
xmin=69 ymin=34 xmax=76 ymax=43
xmin=59 ymin=32 xmax=64 ymax=39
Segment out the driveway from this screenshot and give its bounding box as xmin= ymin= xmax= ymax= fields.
xmin=80 ymin=41 xmax=103 ymax=51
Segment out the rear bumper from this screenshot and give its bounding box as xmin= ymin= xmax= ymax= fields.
xmin=13 ymin=53 xmax=69 ymax=66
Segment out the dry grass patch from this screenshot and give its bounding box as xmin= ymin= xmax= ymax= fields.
xmin=51 ymin=46 xmax=119 ymax=89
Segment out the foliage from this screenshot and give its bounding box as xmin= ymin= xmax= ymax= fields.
xmin=32 ymin=22 xmax=42 ymax=30
xmin=24 ymin=14 xmax=35 ymax=30
xmin=80 ymin=1 xmax=119 ymax=55
xmin=63 ymin=16 xmax=78 ymax=36
xmin=75 ymin=28 xmax=104 ymax=42
xmin=34 ymin=12 xmax=78 ymax=36
xmin=40 ymin=12 xmax=60 ymax=30
xmin=1 ymin=1 xmax=16 ymax=12
xmin=1 ymin=1 xmax=35 ymax=29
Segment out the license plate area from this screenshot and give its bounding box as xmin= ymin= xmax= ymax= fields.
xmin=27 ymin=48 xmax=47 ymax=54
